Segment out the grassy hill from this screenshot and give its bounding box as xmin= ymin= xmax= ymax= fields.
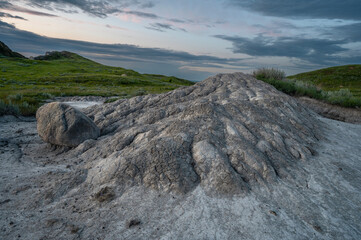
xmin=253 ymin=65 xmax=361 ymax=108
xmin=288 ymin=65 xmax=361 ymax=97
xmin=0 ymin=50 xmax=194 ymax=116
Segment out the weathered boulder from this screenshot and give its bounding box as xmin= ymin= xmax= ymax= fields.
xmin=36 ymin=102 xmax=100 ymax=147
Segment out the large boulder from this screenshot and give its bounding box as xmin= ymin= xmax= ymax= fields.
xmin=36 ymin=102 xmax=100 ymax=147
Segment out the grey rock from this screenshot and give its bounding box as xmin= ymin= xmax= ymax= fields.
xmin=81 ymin=72 xmax=320 ymax=194
xmin=36 ymin=102 xmax=100 ymax=147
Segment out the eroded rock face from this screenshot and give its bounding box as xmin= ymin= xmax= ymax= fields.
xmin=36 ymin=102 xmax=100 ymax=147
xmin=79 ymin=73 xmax=320 ymax=195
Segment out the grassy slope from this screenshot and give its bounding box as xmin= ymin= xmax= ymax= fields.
xmin=253 ymin=66 xmax=361 ymax=108
xmin=0 ymin=53 xmax=194 ymax=115
xmin=288 ymin=64 xmax=361 ymax=97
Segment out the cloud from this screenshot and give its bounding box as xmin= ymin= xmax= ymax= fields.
xmin=0 ymin=19 xmax=245 ymax=81
xmin=105 ymin=24 xmax=127 ymax=31
xmin=146 ymin=22 xmax=186 ymax=32
xmin=0 ymin=11 xmax=27 ymax=20
xmin=122 ymin=10 xmax=158 ymax=19
xmin=146 ymin=22 xmax=173 ymax=32
xmin=0 ymin=19 xmax=15 ymax=28
xmin=229 ymin=0 xmax=361 ymax=20
xmin=15 ymin=0 xmax=156 ymax=18
xmin=214 ymin=34 xmax=361 ymax=65
xmin=0 ymin=1 xmax=58 ymax=17
xmin=328 ymin=23 xmax=361 ymax=42
xmin=168 ymin=18 xmax=186 ymax=23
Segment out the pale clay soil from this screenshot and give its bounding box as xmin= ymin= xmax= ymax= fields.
xmin=1 ymin=75 xmax=361 ymax=240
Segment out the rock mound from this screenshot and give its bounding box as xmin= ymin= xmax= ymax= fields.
xmin=36 ymin=102 xmax=100 ymax=147
xmin=79 ymin=73 xmax=319 ymax=195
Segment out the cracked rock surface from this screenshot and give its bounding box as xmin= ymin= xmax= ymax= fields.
xmin=82 ymin=72 xmax=320 ymax=194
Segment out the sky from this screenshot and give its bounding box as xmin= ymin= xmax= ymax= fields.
xmin=0 ymin=0 xmax=360 ymax=81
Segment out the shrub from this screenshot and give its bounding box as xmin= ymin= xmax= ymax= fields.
xmin=253 ymin=68 xmax=286 ymax=81
xmin=0 ymin=99 xmax=20 ymax=116
xmin=40 ymin=92 xmax=54 ymax=99
xmin=105 ymin=98 xmax=120 ymax=103
xmin=135 ymin=89 xmax=147 ymax=96
xmin=294 ymin=81 xmax=323 ymax=99
xmin=18 ymin=101 xmax=38 ymax=116
xmin=6 ymin=93 xmax=23 ymax=101
xmin=322 ymin=89 xmax=353 ymax=105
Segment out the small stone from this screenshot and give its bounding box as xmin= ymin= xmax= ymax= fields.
xmin=94 ymin=186 xmax=115 ymax=202
xmin=127 ymin=219 xmax=141 ymax=228
xmin=269 ymin=210 xmax=277 ymax=216
xmin=313 ymin=225 xmax=322 ymax=232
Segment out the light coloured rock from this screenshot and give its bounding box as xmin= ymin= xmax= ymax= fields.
xmin=36 ymin=102 xmax=100 ymax=147
xmin=81 ymin=72 xmax=320 ymax=194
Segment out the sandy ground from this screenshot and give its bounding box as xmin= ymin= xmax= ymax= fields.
xmin=0 ymin=104 xmax=361 ymax=239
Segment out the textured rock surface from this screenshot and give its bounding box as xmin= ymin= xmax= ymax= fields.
xmin=80 ymin=72 xmax=320 ymax=194
xmin=1 ymin=73 xmax=361 ymax=239
xmin=36 ymin=102 xmax=100 ymax=147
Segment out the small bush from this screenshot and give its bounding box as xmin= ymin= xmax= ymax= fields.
xmin=322 ymin=89 xmax=353 ymax=105
xmin=0 ymin=99 xmax=20 ymax=116
xmin=19 ymin=101 xmax=38 ymax=116
xmin=6 ymin=93 xmax=23 ymax=101
xmin=294 ymin=81 xmax=323 ymax=99
xmin=253 ymin=68 xmax=286 ymax=81
xmin=40 ymin=92 xmax=54 ymax=99
xmin=105 ymin=98 xmax=120 ymax=103
xmin=135 ymin=89 xmax=147 ymax=96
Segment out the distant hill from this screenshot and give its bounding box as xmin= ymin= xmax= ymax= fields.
xmin=34 ymin=51 xmax=90 ymax=61
xmin=288 ymin=65 xmax=361 ymax=97
xmin=0 ymin=42 xmax=194 ymax=116
xmin=0 ymin=41 xmax=26 ymax=58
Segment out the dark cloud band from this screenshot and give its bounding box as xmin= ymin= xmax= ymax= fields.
xmin=0 ymin=12 xmax=27 ymax=20
xmin=15 ymin=0 xmax=156 ymax=18
xmin=0 ymin=1 xmax=58 ymax=17
xmin=214 ymin=34 xmax=360 ymax=65
xmin=229 ymin=0 xmax=361 ymax=20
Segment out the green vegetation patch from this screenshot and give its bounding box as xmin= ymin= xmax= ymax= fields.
xmin=0 ymin=53 xmax=194 ymax=116
xmin=288 ymin=65 xmax=361 ymax=97
xmin=253 ymin=67 xmax=361 ymax=108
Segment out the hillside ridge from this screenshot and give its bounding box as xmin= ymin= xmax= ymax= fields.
xmin=0 ymin=41 xmax=26 ymax=58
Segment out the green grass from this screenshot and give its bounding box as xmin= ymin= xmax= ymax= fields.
xmin=288 ymin=65 xmax=361 ymax=97
xmin=0 ymin=53 xmax=194 ymax=116
xmin=253 ymin=67 xmax=361 ymax=108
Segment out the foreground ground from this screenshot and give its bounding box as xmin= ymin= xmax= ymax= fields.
xmin=0 ymin=97 xmax=360 ymax=239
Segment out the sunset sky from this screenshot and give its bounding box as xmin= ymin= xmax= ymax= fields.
xmin=1 ymin=0 xmax=360 ymax=81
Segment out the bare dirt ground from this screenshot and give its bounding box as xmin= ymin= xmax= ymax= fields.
xmin=298 ymin=96 xmax=361 ymax=124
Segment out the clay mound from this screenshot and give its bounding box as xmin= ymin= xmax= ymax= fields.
xmin=79 ymin=73 xmax=319 ymax=195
